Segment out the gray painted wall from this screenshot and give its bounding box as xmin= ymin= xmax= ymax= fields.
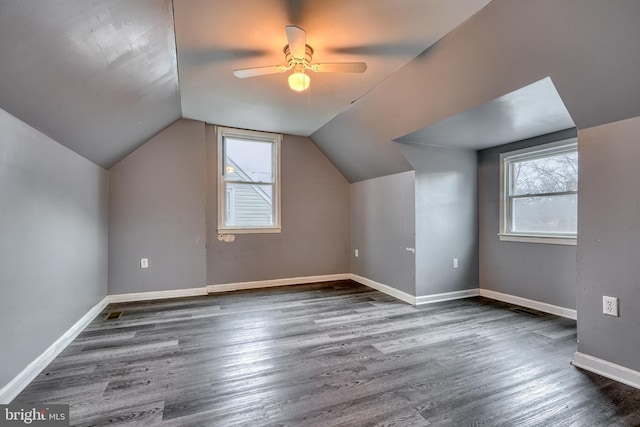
xmin=206 ymin=129 xmax=350 ymax=284
xmin=478 ymin=129 xmax=578 ymax=309
xmin=398 ymin=144 xmax=478 ymax=297
xmin=109 ymin=121 xmax=349 ymax=291
xmin=109 ymin=119 xmax=207 ymax=294
xmin=0 ymin=107 xmax=108 ymax=389
xmin=312 ymin=0 xmax=640 ymax=182
xmin=350 ymin=171 xmax=416 ymax=295
xmin=577 ymin=116 xmax=640 ymax=372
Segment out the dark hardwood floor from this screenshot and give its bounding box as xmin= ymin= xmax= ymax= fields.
xmin=13 ymin=280 xmax=640 ymax=426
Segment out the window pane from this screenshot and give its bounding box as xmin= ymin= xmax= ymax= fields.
xmin=512 ymin=151 xmax=578 ymax=196
xmin=224 ymin=137 xmax=273 ymax=183
xmin=225 ymin=183 xmax=273 ymax=227
xmin=512 ymin=194 xmax=577 ymax=234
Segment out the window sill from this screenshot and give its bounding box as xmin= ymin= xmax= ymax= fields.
xmin=218 ymin=227 xmax=282 ymax=235
xmin=498 ymin=233 xmax=576 ymax=246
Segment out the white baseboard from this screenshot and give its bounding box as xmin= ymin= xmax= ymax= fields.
xmin=350 ymin=274 xmax=480 ymax=306
xmin=0 ymin=296 xmax=109 ymax=404
xmin=108 ymin=287 xmax=208 ymax=303
xmin=572 ymin=352 xmax=640 ymax=390
xmin=207 ymin=274 xmax=351 ymax=293
xmin=415 ymin=289 xmax=480 ymax=305
xmin=479 ymin=289 xmax=577 ymax=320
xmin=350 ymin=274 xmax=415 ymax=304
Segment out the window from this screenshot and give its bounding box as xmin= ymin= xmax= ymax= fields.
xmin=499 ymin=138 xmax=577 ymax=245
xmin=217 ymin=126 xmax=281 ymax=234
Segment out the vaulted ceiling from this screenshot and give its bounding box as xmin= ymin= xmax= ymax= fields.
xmin=1 ymin=1 xmax=639 ymax=181
xmin=173 ymin=0 xmax=491 ymax=137
xmin=0 ymin=0 xmax=491 ymax=169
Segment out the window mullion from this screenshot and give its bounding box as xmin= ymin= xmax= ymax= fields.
xmin=510 ymin=190 xmax=578 ymax=199
xmin=224 ymin=179 xmax=273 ymax=185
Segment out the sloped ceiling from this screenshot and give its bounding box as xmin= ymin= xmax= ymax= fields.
xmin=0 ymin=0 xmax=181 ymax=169
xmin=396 ymin=77 xmax=575 ymax=151
xmin=312 ymin=0 xmax=640 ymax=182
xmin=0 ymin=1 xmax=638 ymax=179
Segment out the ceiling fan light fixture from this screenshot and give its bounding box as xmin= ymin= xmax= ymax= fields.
xmin=288 ymin=70 xmax=310 ymax=92
xmin=233 ymin=26 xmax=367 ymax=90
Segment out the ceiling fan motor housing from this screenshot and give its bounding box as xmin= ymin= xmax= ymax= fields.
xmin=284 ymin=44 xmax=314 ymax=68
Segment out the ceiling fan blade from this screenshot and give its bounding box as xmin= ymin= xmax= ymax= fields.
xmin=180 ymin=48 xmax=268 ymax=66
xmin=285 ymin=25 xmax=306 ymax=59
xmin=233 ymin=65 xmax=287 ymax=78
xmin=310 ymin=62 xmax=368 ymax=73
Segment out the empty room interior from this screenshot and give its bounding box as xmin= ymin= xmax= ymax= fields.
xmin=1 ymin=0 xmax=640 ymax=425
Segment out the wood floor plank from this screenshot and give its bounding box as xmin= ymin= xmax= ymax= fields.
xmin=11 ymin=280 xmax=640 ymax=426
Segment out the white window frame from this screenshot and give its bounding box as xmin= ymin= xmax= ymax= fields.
xmin=217 ymin=126 xmax=282 ymax=234
xmin=499 ymin=138 xmax=577 ymax=245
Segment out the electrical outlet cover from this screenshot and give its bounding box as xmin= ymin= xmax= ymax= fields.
xmin=603 ymin=296 xmax=618 ymax=317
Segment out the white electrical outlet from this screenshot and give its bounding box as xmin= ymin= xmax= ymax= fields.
xmin=140 ymin=258 xmax=149 ymax=269
xmin=603 ymin=296 xmax=618 ymax=317
xmin=453 ymin=258 xmax=459 ymax=269
xmin=354 ymin=249 xmax=359 ymax=257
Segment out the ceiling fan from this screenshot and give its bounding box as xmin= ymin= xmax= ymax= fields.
xmin=233 ymin=25 xmax=367 ymax=92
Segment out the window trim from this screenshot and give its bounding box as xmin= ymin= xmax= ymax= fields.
xmin=216 ymin=126 xmax=282 ymax=234
xmin=499 ymin=138 xmax=578 ymax=245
